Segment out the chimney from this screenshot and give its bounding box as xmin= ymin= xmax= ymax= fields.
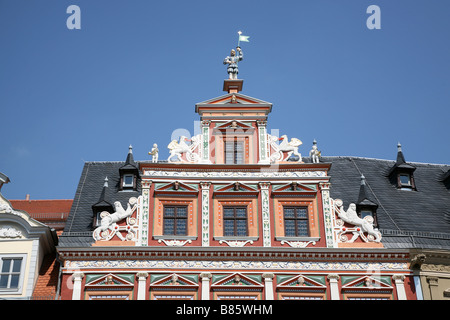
xmin=25 ymin=194 xmax=30 ymax=201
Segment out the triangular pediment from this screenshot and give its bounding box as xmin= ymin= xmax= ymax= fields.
xmin=277 ymin=275 xmax=326 ymax=290
xmin=85 ymin=273 xmax=135 ymax=287
xmin=196 ymin=93 xmax=272 ymax=106
xmin=154 ymin=181 xmax=198 ymax=192
xmin=272 ymin=183 xmax=317 ymax=193
xmin=215 ymin=120 xmax=253 ymax=130
xmin=212 ymin=273 xmax=263 ymax=287
xmin=341 ymin=275 xmax=393 ymax=290
xmin=214 ymin=182 xmax=258 ymax=193
xmin=150 ymin=274 xmax=199 ymax=287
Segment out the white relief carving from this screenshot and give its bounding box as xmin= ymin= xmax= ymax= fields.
xmin=0 ymin=203 xmax=13 ymax=213
xmin=0 ymin=226 xmax=22 ymax=238
xmin=167 ymin=135 xmax=201 ymax=163
xmin=65 ymin=259 xmax=408 ymax=271
xmin=219 ymin=239 xmax=254 ymax=247
xmin=93 ymin=197 xmax=138 ymax=241
xmin=268 ymin=134 xmax=302 ymax=162
xmin=157 ymin=239 xmax=192 ymax=247
xmin=333 ymin=199 xmax=382 ymax=243
xmin=280 ymin=240 xmax=316 ymax=248
xmin=143 ymin=170 xmax=326 ymax=179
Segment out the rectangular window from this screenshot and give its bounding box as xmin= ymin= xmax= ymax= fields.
xmin=284 ymin=206 xmax=309 ymax=237
xmin=225 ymin=139 xmax=244 ymax=164
xmin=399 ymin=174 xmax=411 ymax=186
xmin=163 ymin=205 xmax=187 ymax=236
xmin=0 ymin=257 xmax=23 ymax=290
xmin=223 ymin=206 xmax=248 ymax=237
xmin=123 ymin=174 xmax=134 ymax=187
xmin=360 ymin=210 xmax=373 ymax=219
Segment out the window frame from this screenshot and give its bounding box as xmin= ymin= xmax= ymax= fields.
xmin=122 ymin=174 xmax=135 ymax=188
xmin=163 ymin=205 xmax=188 ymax=236
xmin=223 ymin=206 xmax=248 ymax=237
xmin=0 ymin=254 xmax=26 ymax=294
xmin=224 ymin=138 xmax=245 ymax=164
xmin=283 ymin=206 xmax=309 ymax=237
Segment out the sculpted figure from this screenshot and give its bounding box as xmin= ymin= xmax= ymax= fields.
xmin=93 ymin=200 xmax=133 ymax=241
xmin=268 ymin=134 xmax=302 ymax=162
xmin=335 ymin=202 xmax=382 ymax=243
xmin=309 ymin=140 xmax=321 ymax=163
xmin=167 ymin=135 xmax=201 ymax=163
xmin=223 ymin=47 xmax=243 ymax=80
xmin=148 ymin=143 xmax=159 ymax=163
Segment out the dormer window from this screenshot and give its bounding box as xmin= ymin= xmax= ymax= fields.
xmin=356 ymin=175 xmax=379 ymax=228
xmin=119 ymin=145 xmax=140 ymax=191
xmin=388 ymin=143 xmax=416 ymax=191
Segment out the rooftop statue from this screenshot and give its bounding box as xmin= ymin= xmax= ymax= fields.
xmin=223 ymin=46 xmax=243 ymax=80
xmin=223 ymin=31 xmax=249 ymax=80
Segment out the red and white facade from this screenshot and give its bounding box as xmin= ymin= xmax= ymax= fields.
xmin=57 ymin=80 xmax=417 ymax=300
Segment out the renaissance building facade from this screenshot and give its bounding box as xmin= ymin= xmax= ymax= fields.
xmin=56 ymin=67 xmax=450 ymax=300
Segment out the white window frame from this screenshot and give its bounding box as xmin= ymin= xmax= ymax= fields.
xmin=399 ymin=174 xmax=411 ymax=186
xmin=0 ymin=254 xmax=27 ymax=295
xmin=123 ymin=174 xmax=134 ymax=188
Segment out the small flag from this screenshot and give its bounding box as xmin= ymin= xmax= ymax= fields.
xmin=239 ymin=35 xmax=250 ymax=42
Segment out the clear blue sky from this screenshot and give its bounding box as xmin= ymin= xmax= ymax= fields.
xmin=1 ymin=0 xmax=449 ymax=200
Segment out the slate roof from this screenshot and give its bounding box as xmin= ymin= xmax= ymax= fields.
xmin=60 ymin=161 xmax=140 ymax=247
xmin=58 ymin=155 xmax=450 ymax=250
xmin=320 ymin=156 xmax=450 ymax=249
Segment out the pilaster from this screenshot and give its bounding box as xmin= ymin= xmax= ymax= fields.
xmin=200 ymin=120 xmax=212 ymax=164
xmin=140 ymin=180 xmax=152 ymax=246
xmin=327 ymin=274 xmax=340 ymax=300
xmin=71 ymin=272 xmax=84 ymax=300
xmin=392 ymin=275 xmax=407 ymax=300
xmin=259 ymin=182 xmax=271 ymax=247
xmin=257 ymin=120 xmax=270 ymax=164
xmin=320 ymin=182 xmax=336 ymax=248
xmin=200 ymin=182 xmax=211 ymax=246
xmin=137 ymin=272 xmax=149 ymax=300
xmin=200 ymin=272 xmax=212 ymax=300
xmin=262 ymin=273 xmax=275 ymax=300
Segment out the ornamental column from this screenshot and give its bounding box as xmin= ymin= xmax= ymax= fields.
xmin=259 ymin=182 xmax=272 ymax=247
xmin=200 ymin=120 xmax=212 ymax=164
xmin=327 ymin=274 xmax=340 ymax=300
xmin=200 ymin=272 xmax=212 ymax=300
xmin=139 ymin=180 xmax=152 ymax=246
xmin=71 ymin=272 xmax=84 ymax=300
xmin=137 ymin=272 xmax=149 ymax=300
xmin=257 ymin=121 xmax=270 ymax=164
xmin=392 ymin=275 xmax=407 ymax=300
xmin=200 ymin=182 xmax=211 ymax=246
xmin=319 ymin=182 xmax=336 ymax=248
xmin=262 ymin=273 xmax=275 ymax=300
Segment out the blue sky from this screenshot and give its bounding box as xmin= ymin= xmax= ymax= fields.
xmin=1 ymin=0 xmax=449 ymax=200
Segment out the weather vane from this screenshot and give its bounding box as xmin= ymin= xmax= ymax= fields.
xmin=223 ymin=31 xmax=250 ymax=80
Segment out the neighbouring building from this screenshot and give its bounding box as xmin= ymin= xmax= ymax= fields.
xmin=0 ymin=173 xmax=58 ymax=300
xmin=55 ymin=70 xmax=450 ymax=300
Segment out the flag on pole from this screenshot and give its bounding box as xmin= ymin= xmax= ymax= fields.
xmin=239 ymin=34 xmax=250 ymax=42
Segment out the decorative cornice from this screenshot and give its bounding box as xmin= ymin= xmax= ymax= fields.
xmin=57 ymin=247 xmax=410 ymax=264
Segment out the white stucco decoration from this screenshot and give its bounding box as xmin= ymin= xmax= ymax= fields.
xmin=167 ymin=135 xmax=201 ymax=163
xmin=0 ymin=226 xmax=22 ymax=238
xmin=268 ymin=134 xmax=302 ymax=162
xmin=333 ymin=199 xmax=382 ymax=243
xmin=93 ymin=197 xmax=138 ymax=241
